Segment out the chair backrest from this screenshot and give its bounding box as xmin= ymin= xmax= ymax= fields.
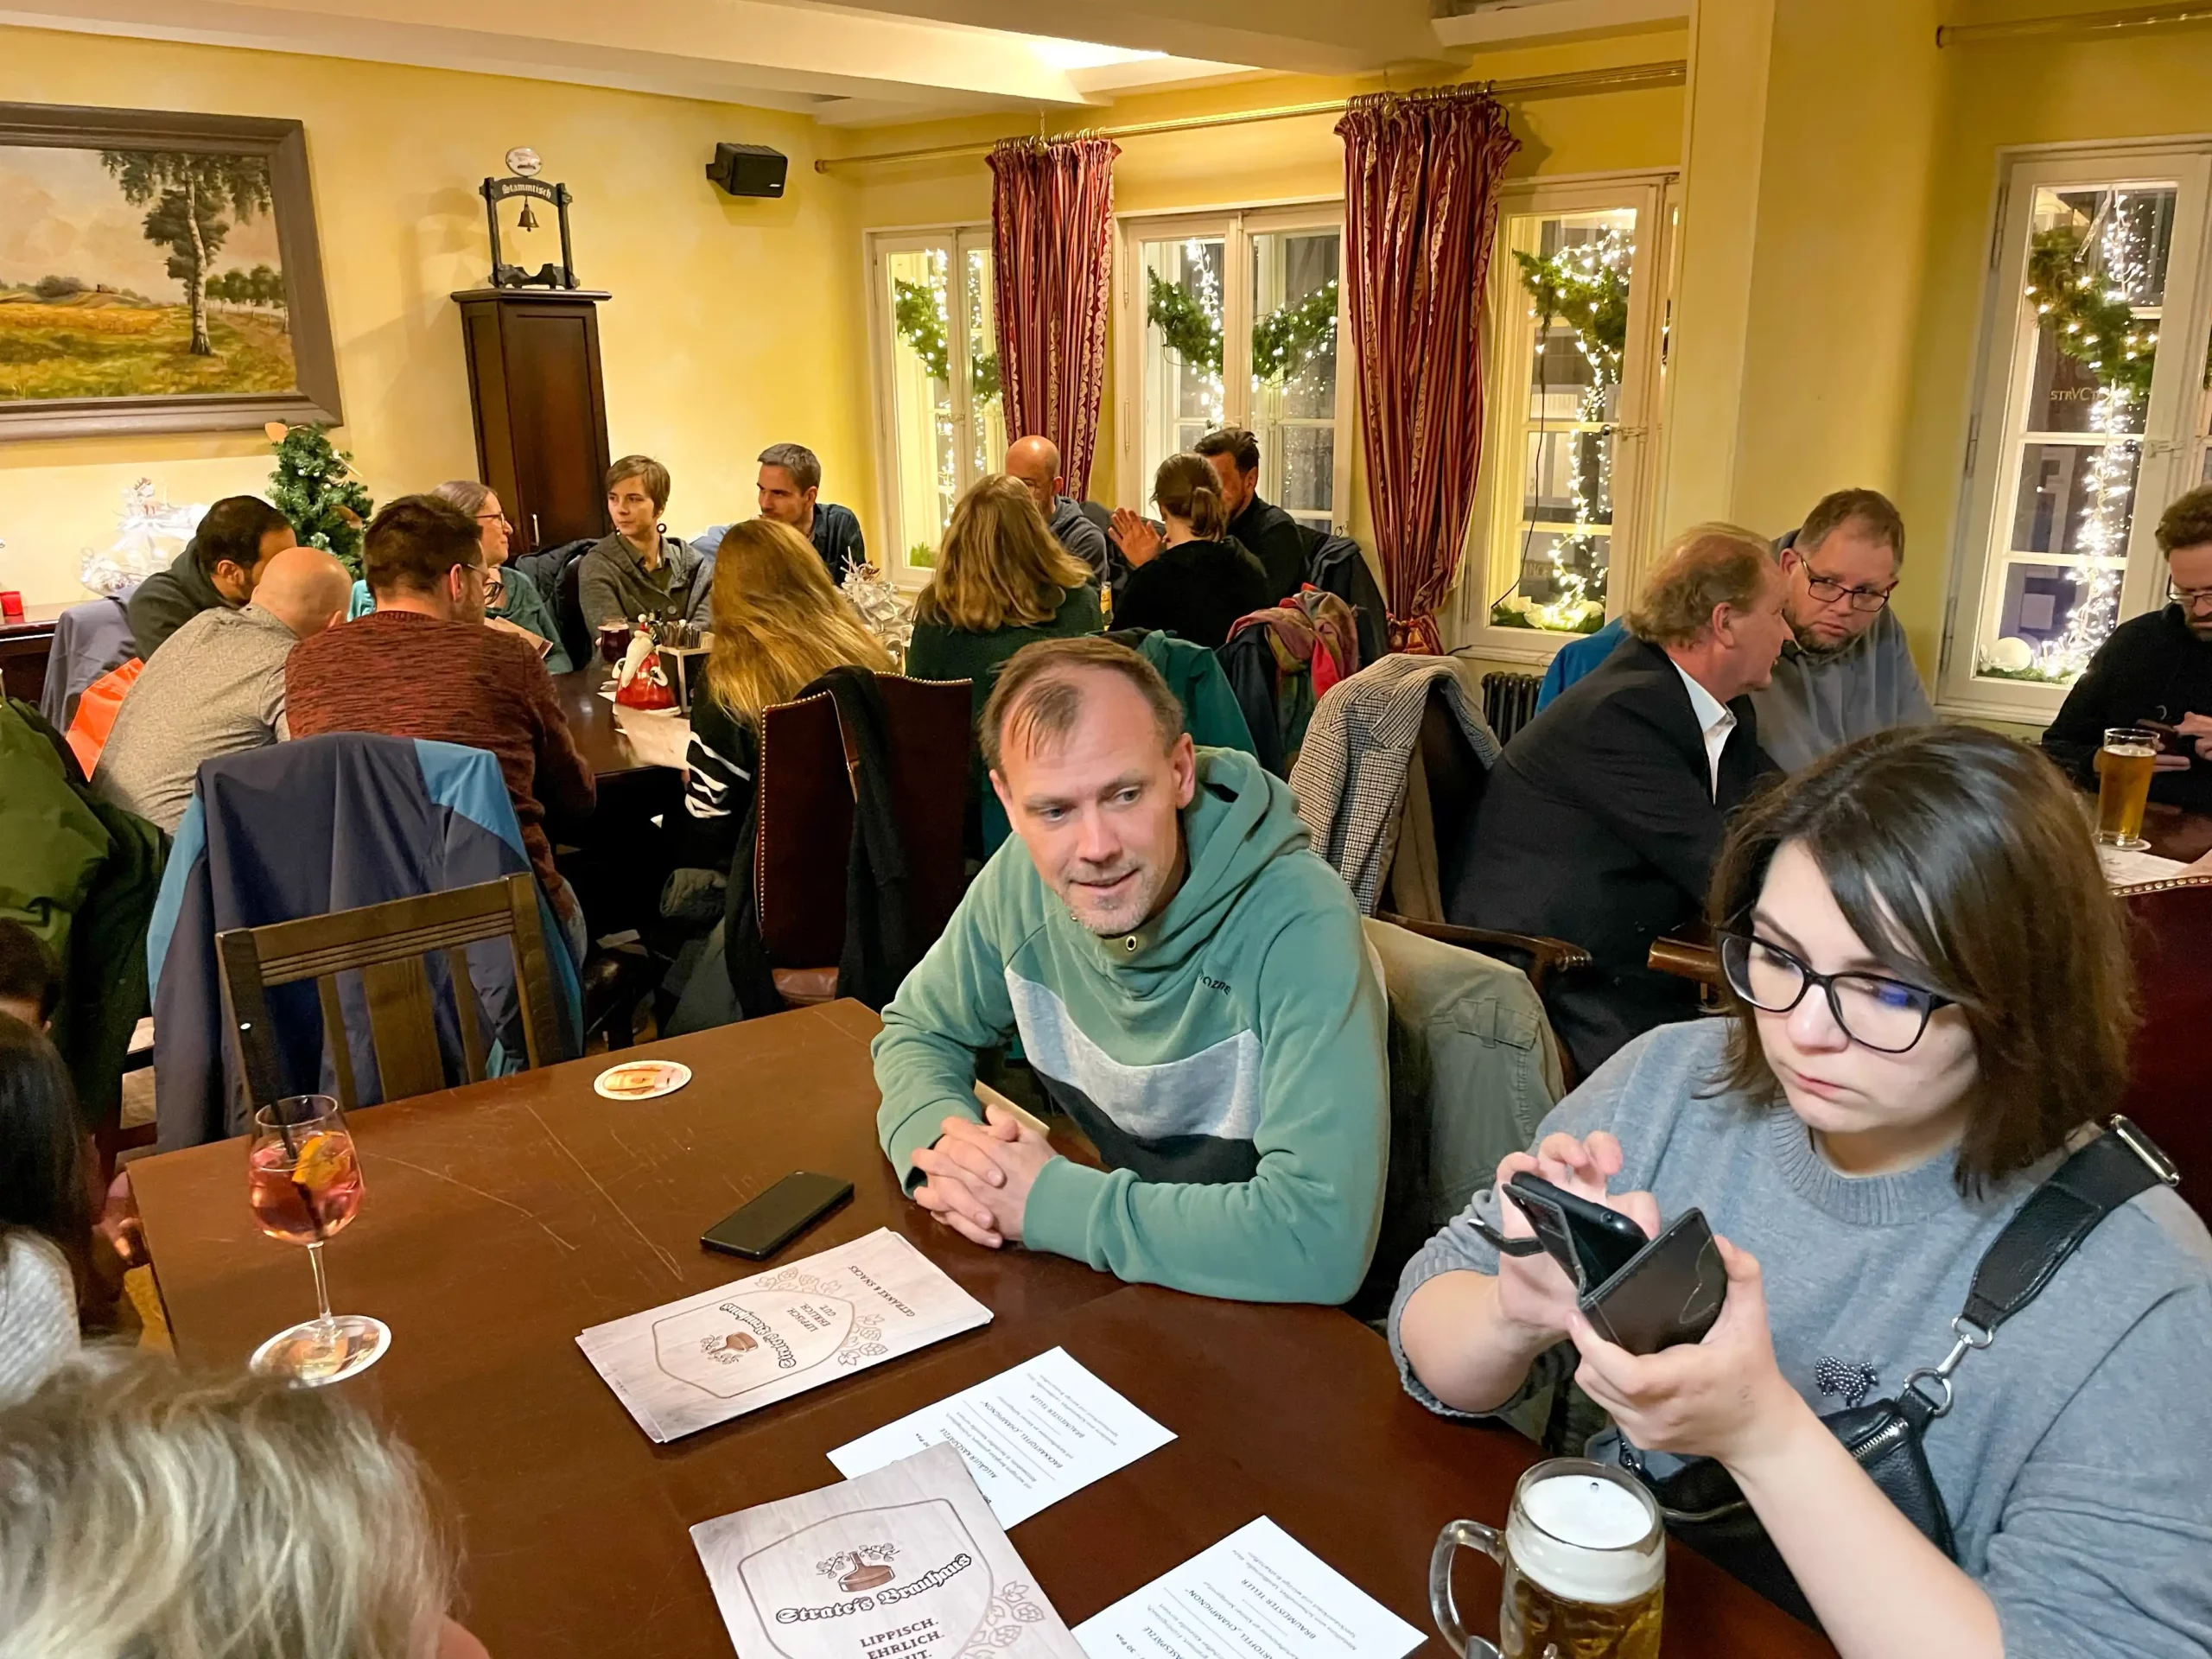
xmin=554 ymin=548 xmax=595 ymax=670
xmin=755 ymin=674 xmax=972 ymax=974
xmin=218 ymin=873 xmax=563 ymax=1112
xmin=2116 ymin=875 xmax=2212 ymax=1217
xmin=1480 ymin=671 xmax=1544 ymax=746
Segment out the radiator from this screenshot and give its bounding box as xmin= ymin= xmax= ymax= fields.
xmin=1481 ymin=671 xmax=1544 ymax=746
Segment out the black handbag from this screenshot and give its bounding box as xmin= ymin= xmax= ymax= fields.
xmin=1614 ymin=1116 xmax=2179 ymax=1627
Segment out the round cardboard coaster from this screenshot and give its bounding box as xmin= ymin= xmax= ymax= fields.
xmin=594 ymin=1059 xmax=692 ymax=1101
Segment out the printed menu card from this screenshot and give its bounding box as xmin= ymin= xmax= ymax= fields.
xmin=691 ymin=1441 xmax=1087 ymax=1659
xmin=578 ymin=1229 xmax=993 ymax=1443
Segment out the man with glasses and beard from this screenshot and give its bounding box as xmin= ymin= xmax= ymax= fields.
xmin=2043 ymin=484 xmax=2212 ymax=814
xmin=1751 ymin=488 xmax=1933 ymax=772
xmin=872 ymin=637 xmax=1388 ymax=1305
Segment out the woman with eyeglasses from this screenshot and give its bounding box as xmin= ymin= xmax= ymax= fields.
xmin=342 ymin=481 xmax=571 ymax=671
xmin=1392 ymin=725 xmax=2212 ymax=1657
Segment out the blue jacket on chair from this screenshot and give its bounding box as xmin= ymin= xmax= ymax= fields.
xmin=147 ymin=733 xmax=582 ymax=1150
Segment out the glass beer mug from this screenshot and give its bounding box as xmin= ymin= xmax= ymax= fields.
xmin=1431 ymin=1459 xmax=1665 ymax=1659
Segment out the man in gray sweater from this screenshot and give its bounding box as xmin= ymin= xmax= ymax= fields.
xmin=125 ymin=495 xmax=297 ymax=663
xmin=1751 ymin=487 xmax=1934 ymax=771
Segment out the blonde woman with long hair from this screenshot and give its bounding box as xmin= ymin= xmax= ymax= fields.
xmin=670 ymin=518 xmax=892 ymax=886
xmin=907 ymin=474 xmax=1102 ymax=854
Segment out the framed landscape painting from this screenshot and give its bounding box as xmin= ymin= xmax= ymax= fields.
xmin=0 ymin=103 xmax=340 ymax=438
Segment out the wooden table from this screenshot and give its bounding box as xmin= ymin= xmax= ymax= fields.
xmin=130 ymin=1001 xmax=1828 ymax=1659
xmin=0 ymin=599 xmax=69 ymax=710
xmin=554 ymin=664 xmax=671 ymax=781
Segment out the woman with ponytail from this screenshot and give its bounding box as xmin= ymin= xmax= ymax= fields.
xmin=1109 ymin=453 xmax=1272 ymax=647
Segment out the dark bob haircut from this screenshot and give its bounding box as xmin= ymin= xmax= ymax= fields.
xmin=1706 ymin=724 xmax=2137 ymax=1192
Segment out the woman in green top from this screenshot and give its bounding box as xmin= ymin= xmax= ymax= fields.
xmin=906 ymin=474 xmax=1103 ymax=855
xmin=431 ymin=480 xmax=571 ymax=671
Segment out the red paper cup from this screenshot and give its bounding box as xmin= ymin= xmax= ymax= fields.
xmin=0 ymin=591 xmax=22 ymax=621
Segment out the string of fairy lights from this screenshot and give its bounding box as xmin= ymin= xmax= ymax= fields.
xmin=2042 ymin=194 xmax=2153 ymax=680
xmin=1491 ymin=224 xmax=1634 ymax=634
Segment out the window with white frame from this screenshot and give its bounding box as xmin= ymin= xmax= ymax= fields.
xmin=1943 ymin=147 xmax=2212 ymax=717
xmin=1457 ymin=176 xmax=1671 ymax=654
xmin=1120 ymin=206 xmax=1352 ymax=536
xmin=867 ymin=227 xmax=1004 ymax=580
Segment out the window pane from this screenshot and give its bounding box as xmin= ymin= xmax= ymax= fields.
xmin=964 ymin=245 xmax=1005 ymax=482
xmin=1979 ymin=181 xmax=2176 ymax=682
xmin=1488 ymin=207 xmax=1637 ymax=637
xmin=1251 ymin=229 xmax=1340 ymax=525
xmin=884 ymin=247 xmax=955 ymax=571
xmin=1139 ymin=236 xmax=1226 ymax=493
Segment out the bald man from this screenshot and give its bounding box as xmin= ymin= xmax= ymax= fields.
xmin=1005 ymin=435 xmax=1113 ymax=590
xmin=93 ymin=544 xmax=352 ymax=833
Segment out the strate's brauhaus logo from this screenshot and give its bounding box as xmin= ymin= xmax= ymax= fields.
xmin=739 ymin=1500 xmax=1047 ymax=1659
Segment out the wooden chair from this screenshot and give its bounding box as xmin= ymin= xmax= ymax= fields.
xmin=1376 ymin=680 xmax=1592 ymax=1083
xmin=217 ymin=873 xmax=564 ymax=1111
xmin=2115 ymin=873 xmax=2212 ymax=1218
xmin=754 ymin=673 xmax=972 ymax=1007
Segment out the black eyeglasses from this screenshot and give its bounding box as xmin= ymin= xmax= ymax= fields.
xmin=1802 ymin=569 xmax=1896 ymax=613
xmin=1715 ymin=930 xmax=1954 ymax=1053
xmin=2169 ymin=581 xmax=2212 ymax=613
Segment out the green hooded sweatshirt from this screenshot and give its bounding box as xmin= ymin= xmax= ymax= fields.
xmin=874 ymin=746 xmax=1388 ymax=1304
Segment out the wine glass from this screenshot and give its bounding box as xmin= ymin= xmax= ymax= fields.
xmin=245 ymin=1095 xmax=389 ymax=1385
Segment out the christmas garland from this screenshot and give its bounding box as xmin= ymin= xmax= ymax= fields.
xmin=1513 ymin=245 xmax=1629 ymax=384
xmin=2025 ymin=228 xmax=2156 ymax=404
xmin=892 ymin=277 xmax=1000 ymax=402
xmin=1145 ymin=270 xmax=1340 ymax=385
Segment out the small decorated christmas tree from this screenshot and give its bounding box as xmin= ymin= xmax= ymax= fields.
xmin=264 ymin=421 xmax=374 ymax=576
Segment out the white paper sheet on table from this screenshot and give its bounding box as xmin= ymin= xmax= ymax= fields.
xmin=1074 ymin=1517 xmax=1424 ymax=1659
xmin=607 ymin=700 xmax=692 ymax=771
xmin=827 ymin=1345 xmax=1175 ymax=1527
xmin=575 ymin=1228 xmax=992 ymax=1443
xmin=2100 ymin=846 xmax=2190 ymax=887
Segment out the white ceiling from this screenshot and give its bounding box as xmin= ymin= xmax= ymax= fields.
xmin=0 ymin=0 xmax=1687 ymax=127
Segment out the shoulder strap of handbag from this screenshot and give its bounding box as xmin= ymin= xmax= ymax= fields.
xmin=1900 ymin=1115 xmax=2178 ymax=1427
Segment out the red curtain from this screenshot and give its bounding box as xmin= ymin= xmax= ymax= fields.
xmin=988 ymin=137 xmax=1119 ymax=499
xmin=1337 ymin=88 xmax=1519 ymax=652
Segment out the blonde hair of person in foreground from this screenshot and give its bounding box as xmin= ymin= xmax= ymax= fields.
xmin=0 ymin=1347 xmax=487 ymax=1659
xmin=704 ymin=518 xmax=893 ymax=720
xmin=915 ymin=474 xmax=1093 ymax=635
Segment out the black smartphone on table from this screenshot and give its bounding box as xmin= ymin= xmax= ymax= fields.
xmin=701 ymin=1172 xmax=853 ymax=1260
xmin=1580 ymin=1207 xmax=1726 ymax=1355
xmin=1504 ymin=1172 xmax=1650 ymax=1294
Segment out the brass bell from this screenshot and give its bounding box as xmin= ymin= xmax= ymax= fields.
xmin=517 ymin=200 xmax=540 ymax=232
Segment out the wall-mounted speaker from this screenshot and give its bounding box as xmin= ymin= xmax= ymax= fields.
xmin=707 ymin=143 xmax=788 ymax=199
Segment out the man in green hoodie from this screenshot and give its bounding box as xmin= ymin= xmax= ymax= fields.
xmin=874 ymin=637 xmax=1388 ymax=1304
xmin=126 ymin=495 xmax=296 ymax=663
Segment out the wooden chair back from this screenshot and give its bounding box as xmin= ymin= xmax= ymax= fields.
xmin=218 ymin=873 xmax=563 ymax=1112
xmin=755 ymin=673 xmax=972 ymax=1000
xmin=2116 ymin=874 xmax=2212 ymax=1218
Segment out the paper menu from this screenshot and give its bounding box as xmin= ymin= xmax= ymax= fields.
xmin=828 ymin=1347 xmax=1176 ymax=1528
xmin=1074 ymin=1518 xmax=1424 ymax=1659
xmin=577 ymin=1228 xmax=992 ymax=1443
xmin=691 ymin=1441 xmax=1086 ymax=1659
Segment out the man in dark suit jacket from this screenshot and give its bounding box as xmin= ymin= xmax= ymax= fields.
xmin=1448 ymin=524 xmax=1791 ymax=1076
xmin=1196 ymin=426 xmax=1308 ymax=603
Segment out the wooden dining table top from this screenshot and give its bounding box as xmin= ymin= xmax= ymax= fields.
xmin=126 ymin=1000 xmax=1830 ymax=1659
xmin=552 ymin=665 xmax=670 ymax=780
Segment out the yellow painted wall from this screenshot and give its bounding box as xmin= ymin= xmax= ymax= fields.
xmin=0 ymin=24 xmax=870 ymax=607
xmin=834 ymin=32 xmax=1686 ymax=565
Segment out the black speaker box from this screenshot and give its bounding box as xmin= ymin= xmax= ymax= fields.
xmin=706 ymin=143 xmax=788 ymax=199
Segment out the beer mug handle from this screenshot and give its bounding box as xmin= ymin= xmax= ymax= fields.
xmin=1429 ymin=1519 xmax=1507 ymax=1659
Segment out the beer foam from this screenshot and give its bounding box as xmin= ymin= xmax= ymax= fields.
xmin=1509 ymin=1473 xmax=1662 ymax=1606
xmin=2107 ymin=742 xmax=2157 ymax=759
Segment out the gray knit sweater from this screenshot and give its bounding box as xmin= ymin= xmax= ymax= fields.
xmin=1389 ymin=1020 xmax=2212 ymax=1658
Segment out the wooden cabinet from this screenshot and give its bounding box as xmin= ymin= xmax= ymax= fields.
xmin=453 ymin=289 xmax=613 ymax=556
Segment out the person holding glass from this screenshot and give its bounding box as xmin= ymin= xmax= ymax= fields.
xmin=1393 ymin=725 xmax=2212 ymax=1657
xmin=2043 ymin=483 xmax=2212 ymax=816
